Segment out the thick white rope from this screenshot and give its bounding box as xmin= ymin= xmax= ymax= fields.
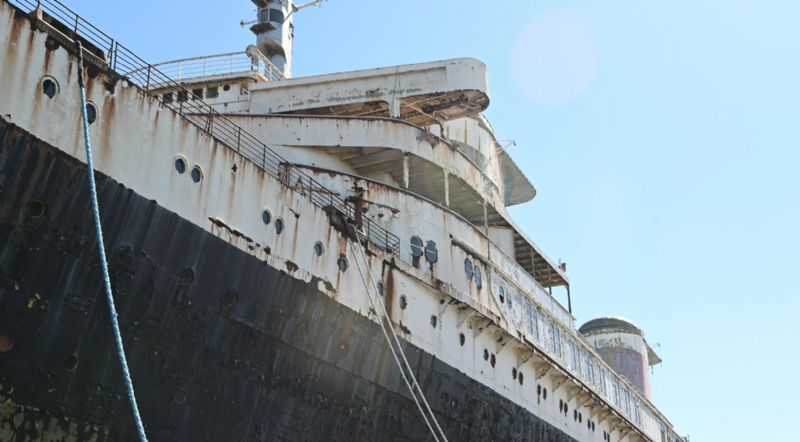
xmin=348 ymin=239 xmax=448 ymax=442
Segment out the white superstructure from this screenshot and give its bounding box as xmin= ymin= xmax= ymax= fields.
xmin=0 ymin=0 xmax=686 ymax=440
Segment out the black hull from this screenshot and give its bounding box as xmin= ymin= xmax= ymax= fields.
xmin=0 ymin=121 xmax=575 ymax=441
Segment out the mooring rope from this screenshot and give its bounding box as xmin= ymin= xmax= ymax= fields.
xmin=75 ymin=42 xmax=148 ymax=442
xmin=348 ymin=237 xmax=448 ymax=442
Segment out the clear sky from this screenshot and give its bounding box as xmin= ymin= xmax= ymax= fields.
xmin=65 ymin=1 xmax=799 ymax=440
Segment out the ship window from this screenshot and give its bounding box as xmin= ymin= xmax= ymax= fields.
xmin=518 ymin=372 xmax=524 ymax=385
xmin=177 ymin=90 xmax=188 ymax=102
xmin=376 ymin=282 xmax=384 ymax=295
xmin=174 ymin=157 xmax=187 ymax=174
xmin=459 ymin=333 xmax=465 ymax=346
xmin=464 ymin=258 xmax=474 ymax=280
xmin=190 ymin=165 xmax=203 ymax=183
xmin=543 ymin=388 xmax=547 ymax=400
xmin=512 ymin=367 xmax=517 ymax=380
xmin=269 ymin=8 xmax=284 ymax=23
xmin=274 ymin=217 xmax=284 ymax=234
xmin=85 ymin=103 xmax=97 ymax=124
xmin=430 ymin=315 xmax=437 ymax=328
xmin=192 ymin=88 xmax=203 ymax=100
xmin=313 ymin=241 xmax=324 ymax=256
xmin=490 ymin=353 xmax=496 ymax=367
xmin=399 ymin=295 xmax=407 ymax=310
xmin=223 ymin=84 xmax=231 ymax=92
xmin=162 ymin=92 xmax=174 ymax=103
xmin=41 ymin=77 xmax=58 ymax=98
xmin=206 ymin=86 xmax=219 ymax=98
xmin=498 ymin=286 xmax=505 ymax=304
xmin=410 ymin=236 xmax=423 ymax=257
xmin=483 ymin=349 xmax=489 ymax=361
xmin=27 ymin=199 xmax=47 ymax=218
xmin=475 ymin=266 xmax=482 ymax=289
xmin=261 ymin=209 xmax=272 ymax=225
xmin=337 ymin=255 xmax=348 ymax=272
xmin=425 ymin=241 xmax=438 ymax=263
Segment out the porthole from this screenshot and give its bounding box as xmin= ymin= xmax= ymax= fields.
xmin=313 ymin=241 xmax=324 ymax=256
xmin=410 ymin=236 xmax=423 ymax=257
xmin=337 ymin=255 xmax=348 ymax=272
xmin=578 ymin=412 xmax=582 ymax=423
xmin=41 ymin=77 xmax=58 ymax=99
xmin=399 ymin=295 xmax=408 ymax=310
xmin=27 ymin=199 xmax=47 ymax=218
xmin=518 ymin=372 xmax=524 ymax=385
xmin=459 ymin=333 xmax=465 ymax=346
xmin=475 ymin=266 xmax=482 ymax=289
xmin=85 ymin=103 xmax=98 ymax=125
xmin=174 ymin=156 xmax=187 ymax=174
xmin=430 ymin=315 xmax=437 ymax=328
xmin=537 ymin=385 xmax=542 ymax=395
xmin=563 ymin=403 xmax=568 ymax=414
xmin=512 ymin=367 xmax=517 ymax=380
xmin=574 ymin=410 xmax=578 ymax=421
xmin=424 ymin=240 xmax=438 ymax=263
xmin=559 ymin=399 xmax=563 ymax=411
xmin=190 ymin=165 xmax=203 ymax=183
xmin=588 ymin=420 xmax=591 ymax=429
xmin=376 ymin=282 xmax=384 ymax=296
xmin=543 ymin=388 xmax=547 ymax=400
xmin=223 ymin=84 xmax=231 ymax=91
xmin=274 ymin=218 xmax=284 ymax=235
xmin=499 ymin=286 xmax=505 ymax=304
xmin=464 ymin=258 xmax=474 ymax=281
xmin=64 ymin=354 xmax=78 ymax=371
xmin=483 ymin=349 xmax=489 ymax=361
xmin=261 ymin=209 xmax=272 ymax=225
xmin=490 ymin=353 xmax=496 ymax=368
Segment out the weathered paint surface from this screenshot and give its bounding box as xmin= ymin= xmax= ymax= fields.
xmin=0 ymin=3 xmax=684 ymax=442
xmin=0 ymin=122 xmax=577 ymax=442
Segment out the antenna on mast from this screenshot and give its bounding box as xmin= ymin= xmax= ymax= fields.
xmin=247 ymin=0 xmax=327 ymax=78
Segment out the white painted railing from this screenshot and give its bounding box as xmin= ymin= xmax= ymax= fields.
xmin=151 ymin=48 xmax=284 ymax=82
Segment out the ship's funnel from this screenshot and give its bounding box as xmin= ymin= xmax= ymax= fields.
xmin=579 ymin=317 xmax=661 ymax=400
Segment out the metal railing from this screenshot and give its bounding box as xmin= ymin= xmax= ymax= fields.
xmin=7 ymin=0 xmax=401 ymax=256
xmin=148 ymin=49 xmax=284 ymax=82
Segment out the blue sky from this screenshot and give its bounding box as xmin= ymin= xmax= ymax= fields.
xmin=66 ymin=1 xmax=799 ymax=440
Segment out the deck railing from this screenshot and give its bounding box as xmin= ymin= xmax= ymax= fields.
xmin=148 ymin=49 xmax=285 ymax=82
xmin=7 ymin=0 xmax=401 ymax=256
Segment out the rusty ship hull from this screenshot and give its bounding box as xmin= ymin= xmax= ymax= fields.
xmin=0 ymin=122 xmax=574 ymax=441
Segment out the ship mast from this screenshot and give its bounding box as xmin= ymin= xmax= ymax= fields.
xmin=247 ymin=0 xmax=324 ymax=78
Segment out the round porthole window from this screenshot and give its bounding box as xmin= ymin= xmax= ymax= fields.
xmin=41 ymin=77 xmax=58 ymax=99
xmin=85 ymin=103 xmax=98 ymax=125
xmin=424 ymin=240 xmax=438 ymax=263
xmin=261 ymin=209 xmax=272 ymax=225
xmin=410 ymin=235 xmax=423 ymax=257
xmin=464 ymin=258 xmax=474 ymax=281
xmin=313 ymin=241 xmax=324 ymax=256
xmin=459 ymin=333 xmax=465 ymax=346
xmin=274 ymin=218 xmax=284 ymax=235
xmin=174 ymin=157 xmax=187 ymax=174
xmin=190 ymin=165 xmax=203 ymax=183
xmin=337 ymin=255 xmax=348 ymax=272
xmin=475 ymin=266 xmax=482 ymax=289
